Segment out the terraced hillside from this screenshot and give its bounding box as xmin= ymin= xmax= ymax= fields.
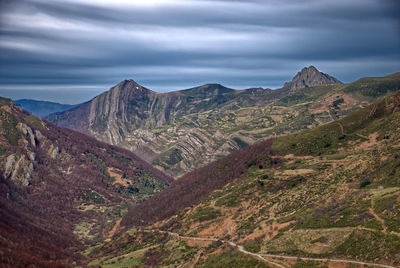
xmin=149 ymin=74 xmax=400 ymax=177
xmin=0 ymin=97 xmax=172 ymax=267
xmin=48 ymin=69 xmax=400 ymax=178
xmin=88 ymin=91 xmax=400 ymax=267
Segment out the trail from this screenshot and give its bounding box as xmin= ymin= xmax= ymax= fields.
xmin=370 ymin=198 xmax=387 ymax=233
xmin=337 ymin=122 xmax=345 ymax=136
xmin=143 ymin=229 xmax=396 ymax=268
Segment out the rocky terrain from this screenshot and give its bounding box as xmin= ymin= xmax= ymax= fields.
xmin=88 ymin=90 xmax=400 ymax=268
xmin=282 ymin=65 xmax=342 ymax=91
xmin=1 ymin=71 xmax=399 ymax=268
xmin=0 ymin=97 xmax=172 ymax=267
xmin=48 ymin=68 xmax=400 ymax=178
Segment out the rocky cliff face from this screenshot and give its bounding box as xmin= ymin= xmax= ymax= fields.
xmin=48 ymin=80 xmax=240 ymax=146
xmin=283 ymin=66 xmax=342 ymax=91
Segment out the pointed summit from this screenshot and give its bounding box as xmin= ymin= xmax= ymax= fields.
xmin=283 ymin=66 xmax=342 ymax=91
xmin=112 ymin=79 xmax=151 ymax=94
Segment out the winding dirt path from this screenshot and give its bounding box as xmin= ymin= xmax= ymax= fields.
xmin=143 ymin=229 xmax=395 ymax=268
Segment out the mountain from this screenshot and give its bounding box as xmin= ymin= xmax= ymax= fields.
xmin=46 ymin=80 xmax=242 ymax=144
xmin=47 ymin=68 xmax=400 ymax=178
xmin=0 ymin=97 xmax=172 ymax=267
xmin=283 ymin=65 xmax=342 ymax=91
xmin=89 ymin=91 xmax=400 ymax=267
xmin=14 ymin=99 xmax=79 ymax=118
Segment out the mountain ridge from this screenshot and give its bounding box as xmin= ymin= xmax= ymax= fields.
xmin=93 ymin=90 xmax=400 ymax=267
xmin=14 ymin=99 xmax=79 ymax=118
xmin=46 ymin=68 xmax=400 ymax=178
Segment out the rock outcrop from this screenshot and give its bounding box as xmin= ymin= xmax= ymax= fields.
xmin=283 ymin=66 xmax=342 ymax=91
xmin=3 ymin=154 xmax=33 ymax=186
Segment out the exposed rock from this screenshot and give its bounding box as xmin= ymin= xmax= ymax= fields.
xmin=48 ymin=144 xmax=59 ymax=159
xmin=28 ymin=151 xmax=36 ymax=161
xmin=47 ymin=80 xmax=239 ymax=145
xmin=283 ymin=66 xmax=342 ymax=91
xmin=6 ymin=154 xmax=33 ymax=186
xmin=17 ymin=123 xmax=36 ymax=147
xmin=34 ymin=129 xmax=44 ymax=142
xmin=4 ymin=154 xmax=16 ymax=178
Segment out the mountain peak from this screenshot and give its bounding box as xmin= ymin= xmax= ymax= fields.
xmin=181 ymin=83 xmax=234 ymax=95
xmin=201 ymin=83 xmax=224 ymax=88
xmin=283 ymin=66 xmax=342 ymax=91
xmin=117 ymin=79 xmax=144 ymax=89
xmin=108 ymin=79 xmax=155 ymax=97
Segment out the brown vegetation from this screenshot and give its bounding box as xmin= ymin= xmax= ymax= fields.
xmin=121 ymin=139 xmax=277 ymax=227
xmin=0 ymin=99 xmax=172 ymax=267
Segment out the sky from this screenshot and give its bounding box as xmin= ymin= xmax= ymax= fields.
xmin=0 ymin=0 xmax=399 ymax=104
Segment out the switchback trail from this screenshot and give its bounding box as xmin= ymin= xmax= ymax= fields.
xmin=142 ymin=229 xmax=396 ymax=268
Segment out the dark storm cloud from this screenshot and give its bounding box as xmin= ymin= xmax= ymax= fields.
xmin=0 ymin=0 xmax=399 ymax=103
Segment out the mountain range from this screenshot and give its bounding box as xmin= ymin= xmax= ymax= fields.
xmin=88 ymin=87 xmax=400 ymax=268
xmin=47 ymin=66 xmax=400 ymax=178
xmin=1 ymin=67 xmax=400 ymax=267
xmin=14 ymin=99 xmax=79 ymax=118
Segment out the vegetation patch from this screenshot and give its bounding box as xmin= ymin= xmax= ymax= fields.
xmin=191 ymin=207 xmax=221 ymax=222
xmin=373 ymin=195 xmax=400 ymax=232
xmin=215 ymin=192 xmax=241 ymax=207
xmin=266 ymin=228 xmax=354 ymax=255
xmin=292 ymin=260 xmax=328 ymax=268
xmin=233 ymin=137 xmax=249 ymax=149
xmin=201 ymin=249 xmax=271 ymax=268
xmin=24 ymin=115 xmax=44 ymax=128
xmin=84 ymin=151 xmax=112 ymax=179
xmin=335 ymin=229 xmax=400 ymax=264
xmin=79 ymin=189 xmax=105 ymax=204
xmin=1 ymin=110 xmax=20 ymax=146
xmin=243 ymin=238 xmax=262 ymax=253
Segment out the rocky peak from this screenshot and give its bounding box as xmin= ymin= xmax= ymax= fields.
xmin=283 ymin=66 xmax=342 ymax=91
xmin=112 ymin=79 xmax=151 ymax=95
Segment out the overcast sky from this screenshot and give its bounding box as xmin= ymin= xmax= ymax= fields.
xmin=0 ymin=0 xmax=399 ymax=104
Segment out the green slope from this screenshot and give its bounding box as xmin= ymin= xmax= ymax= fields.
xmin=89 ymin=91 xmax=400 ymax=267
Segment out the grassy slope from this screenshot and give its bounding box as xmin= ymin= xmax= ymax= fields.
xmin=90 ymin=91 xmax=400 ymax=267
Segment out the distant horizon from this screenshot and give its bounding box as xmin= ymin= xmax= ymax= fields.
xmin=0 ymin=66 xmax=399 ymax=104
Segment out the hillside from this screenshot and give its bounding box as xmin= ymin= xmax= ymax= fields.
xmin=47 ymin=69 xmax=400 ymax=179
xmin=0 ymin=97 xmax=172 ymax=267
xmin=14 ymin=99 xmax=79 ymax=118
xmin=89 ymin=91 xmax=400 ymax=267
xmin=46 ymin=67 xmax=390 ymax=178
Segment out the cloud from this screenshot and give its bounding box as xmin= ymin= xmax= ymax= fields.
xmin=0 ymin=0 xmax=399 ymax=103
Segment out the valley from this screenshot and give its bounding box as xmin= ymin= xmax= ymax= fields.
xmin=1 ymin=0 xmax=399 ymax=267
xmin=85 ymin=90 xmax=400 ymax=267
xmin=1 ymin=69 xmax=399 ymax=268
xmin=0 ymin=97 xmax=172 ymax=267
